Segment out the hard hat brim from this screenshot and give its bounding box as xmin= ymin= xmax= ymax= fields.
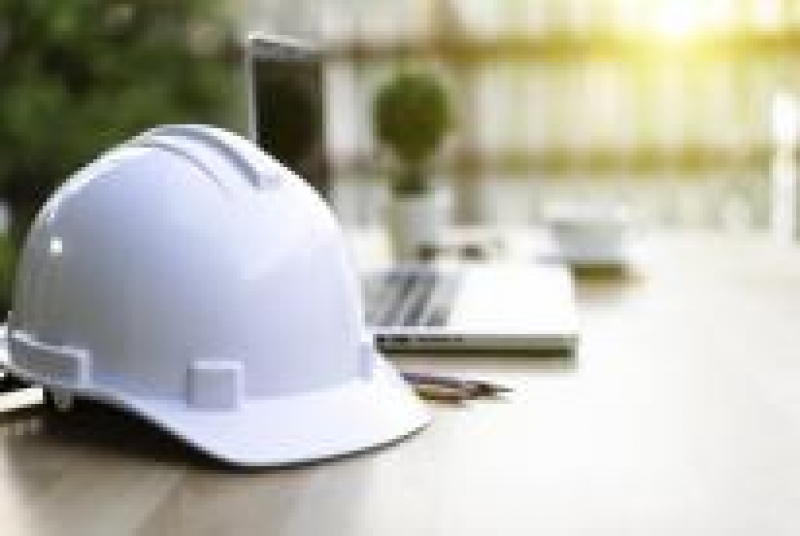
xmin=1 ymin=339 xmax=430 ymax=467
xmin=119 ymin=355 xmax=431 ymax=467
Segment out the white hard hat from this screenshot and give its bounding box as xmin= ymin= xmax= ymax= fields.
xmin=2 ymin=124 xmax=429 ymax=466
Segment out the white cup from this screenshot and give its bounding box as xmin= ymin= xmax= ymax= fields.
xmin=544 ymin=202 xmax=632 ymax=263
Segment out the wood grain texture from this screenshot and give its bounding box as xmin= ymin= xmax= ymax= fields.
xmin=3 ymin=231 xmax=800 ymax=536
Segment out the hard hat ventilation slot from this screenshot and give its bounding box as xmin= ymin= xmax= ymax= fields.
xmin=187 ymin=360 xmax=245 ymax=410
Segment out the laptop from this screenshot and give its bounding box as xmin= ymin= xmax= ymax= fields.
xmin=361 ymin=262 xmax=578 ymax=353
xmin=246 ymin=33 xmax=579 ymax=354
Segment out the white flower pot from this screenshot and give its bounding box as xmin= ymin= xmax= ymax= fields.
xmin=386 ymin=194 xmax=442 ymax=260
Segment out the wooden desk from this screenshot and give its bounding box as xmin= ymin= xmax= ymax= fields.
xmin=3 ymin=232 xmax=800 ymax=535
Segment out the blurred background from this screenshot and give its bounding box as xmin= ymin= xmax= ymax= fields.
xmin=3 ymin=0 xmax=800 ymax=307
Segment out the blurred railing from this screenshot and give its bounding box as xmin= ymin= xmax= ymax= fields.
xmin=237 ymin=0 xmax=800 ymax=228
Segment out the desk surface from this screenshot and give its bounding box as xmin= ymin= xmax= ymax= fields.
xmin=3 ymin=231 xmax=800 ymax=536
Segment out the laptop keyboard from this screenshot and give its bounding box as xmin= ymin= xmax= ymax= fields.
xmin=362 ymin=270 xmax=460 ymax=328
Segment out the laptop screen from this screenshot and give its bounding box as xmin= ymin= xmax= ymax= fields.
xmin=248 ymin=35 xmax=329 ymax=200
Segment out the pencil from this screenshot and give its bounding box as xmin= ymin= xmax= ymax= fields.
xmin=402 ymin=371 xmax=512 ymax=399
xmin=411 ymin=382 xmax=470 ymax=403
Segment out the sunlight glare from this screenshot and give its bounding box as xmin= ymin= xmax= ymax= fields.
xmin=652 ymin=1 xmax=704 ymax=43
xmin=772 ymin=90 xmax=799 ymax=149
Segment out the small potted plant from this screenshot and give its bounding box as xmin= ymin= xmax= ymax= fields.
xmin=373 ymin=70 xmax=453 ymax=259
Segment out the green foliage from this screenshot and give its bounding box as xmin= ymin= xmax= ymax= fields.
xmin=0 ymin=0 xmax=240 ymax=221
xmin=0 ymin=233 xmax=15 ymax=313
xmin=373 ymin=70 xmax=453 ymax=195
xmin=0 ymin=0 xmax=241 ymax=306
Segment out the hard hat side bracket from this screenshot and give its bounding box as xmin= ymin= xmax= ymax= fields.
xmin=7 ymin=329 xmax=91 ymax=387
xmin=358 ymin=337 xmax=376 ymax=380
xmin=187 ymin=360 xmax=245 ymax=411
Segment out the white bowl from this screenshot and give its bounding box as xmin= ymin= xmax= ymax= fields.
xmin=545 ymin=203 xmax=632 ymax=264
